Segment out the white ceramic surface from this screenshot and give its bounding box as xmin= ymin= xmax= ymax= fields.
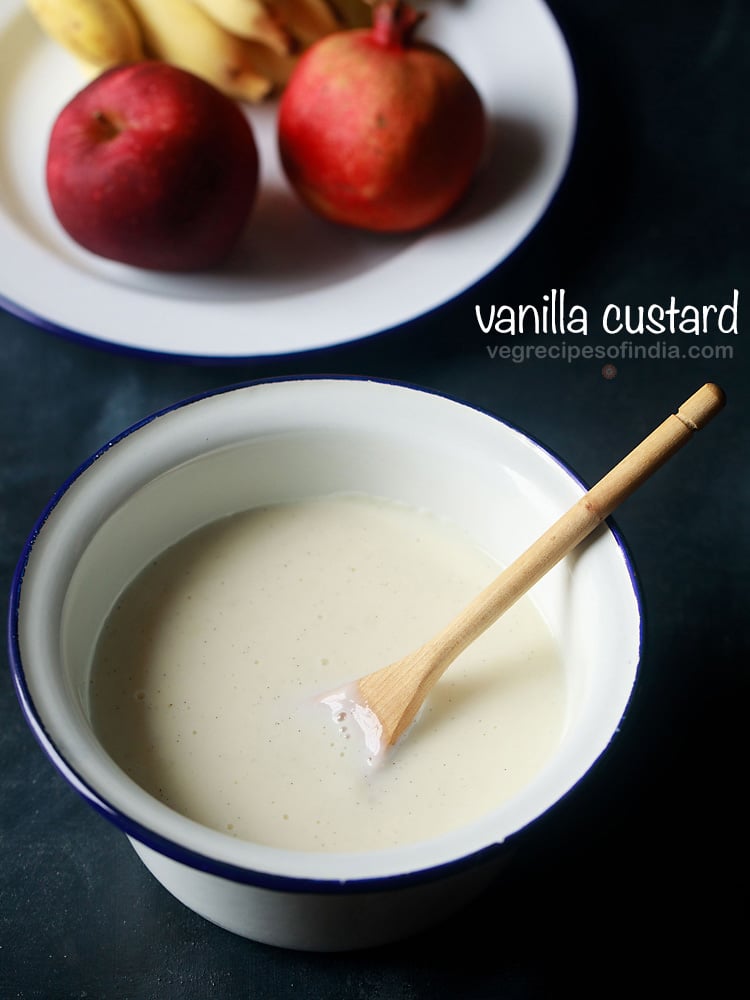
xmin=10 ymin=379 xmax=641 ymax=950
xmin=0 ymin=0 xmax=577 ymax=359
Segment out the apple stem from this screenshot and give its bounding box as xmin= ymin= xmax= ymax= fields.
xmin=370 ymin=0 xmax=425 ymax=49
xmin=92 ymin=110 xmax=120 ymax=140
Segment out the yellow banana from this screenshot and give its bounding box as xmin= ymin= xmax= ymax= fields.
xmin=325 ymin=0 xmax=372 ymax=28
xmin=242 ymin=37 xmax=298 ymax=87
xmin=73 ymin=54 xmax=108 ymax=80
xmin=25 ymin=0 xmax=145 ymax=67
xmin=267 ymin=0 xmax=339 ymax=47
xmin=128 ymin=0 xmax=273 ymax=102
xmin=190 ymin=0 xmax=291 ymax=54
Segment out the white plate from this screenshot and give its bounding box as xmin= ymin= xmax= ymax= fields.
xmin=0 ymin=0 xmax=577 ymax=360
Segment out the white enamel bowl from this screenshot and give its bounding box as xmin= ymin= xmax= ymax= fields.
xmin=9 ymin=378 xmax=641 ymax=951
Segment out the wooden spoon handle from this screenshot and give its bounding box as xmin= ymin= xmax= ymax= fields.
xmin=426 ymin=382 xmax=726 ymax=668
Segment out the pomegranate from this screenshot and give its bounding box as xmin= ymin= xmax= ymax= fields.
xmin=277 ymin=0 xmax=486 ymax=233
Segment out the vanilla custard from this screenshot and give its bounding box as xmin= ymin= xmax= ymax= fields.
xmin=89 ymin=494 xmax=565 ymax=852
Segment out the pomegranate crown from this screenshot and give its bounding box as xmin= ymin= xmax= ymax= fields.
xmin=368 ymin=0 xmax=426 ymax=48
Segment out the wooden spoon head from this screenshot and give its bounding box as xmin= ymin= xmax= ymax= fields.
xmin=357 ymin=645 xmax=446 ymax=750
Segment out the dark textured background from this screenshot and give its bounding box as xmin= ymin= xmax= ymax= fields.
xmin=2 ymin=1 xmax=746 ymax=996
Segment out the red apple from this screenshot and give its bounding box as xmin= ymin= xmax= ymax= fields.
xmin=46 ymin=61 xmax=259 ymax=272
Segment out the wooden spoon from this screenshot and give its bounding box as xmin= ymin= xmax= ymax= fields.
xmin=323 ymin=383 xmax=725 ymax=758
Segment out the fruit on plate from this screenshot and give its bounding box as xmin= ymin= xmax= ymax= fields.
xmin=277 ymin=0 xmax=486 ymax=232
xmin=45 ymin=61 xmax=259 ymax=271
xmin=25 ymin=0 xmax=375 ymax=102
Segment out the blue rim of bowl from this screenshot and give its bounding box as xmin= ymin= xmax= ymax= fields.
xmin=7 ymin=374 xmax=643 ymax=895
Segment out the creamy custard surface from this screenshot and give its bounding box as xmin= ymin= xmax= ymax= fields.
xmin=89 ymin=494 xmax=566 ymax=852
